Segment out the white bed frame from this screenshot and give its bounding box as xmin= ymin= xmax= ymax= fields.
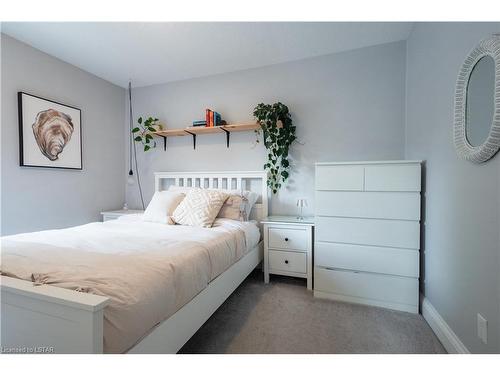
xmin=1 ymin=171 xmax=268 ymax=354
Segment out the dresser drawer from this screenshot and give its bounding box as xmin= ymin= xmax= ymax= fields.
xmin=315 ymin=242 xmax=419 ymax=277
xmin=364 ymin=164 xmax=421 ymax=192
xmin=268 ymin=227 xmax=308 ymax=251
xmin=315 ymin=216 xmax=420 ymax=249
xmin=315 ymin=165 xmax=364 ymax=191
xmin=269 ymin=250 xmax=307 ymax=274
xmin=315 ymin=191 xmax=420 ymax=220
xmin=314 ymin=267 xmax=418 ymax=307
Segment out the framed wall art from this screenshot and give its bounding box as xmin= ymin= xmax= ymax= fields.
xmin=18 ymin=92 xmax=82 ymax=170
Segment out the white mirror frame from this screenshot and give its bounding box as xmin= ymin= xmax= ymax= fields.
xmin=454 ymin=35 xmax=500 ymax=163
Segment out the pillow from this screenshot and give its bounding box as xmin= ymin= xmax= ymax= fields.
xmin=168 ymin=186 xmax=259 ymax=220
xmin=217 ymin=194 xmax=244 ymax=220
xmin=142 ymin=191 xmax=185 ymax=224
xmin=217 ymin=191 xmax=259 ymax=220
xmin=172 ymin=188 xmax=228 ymax=227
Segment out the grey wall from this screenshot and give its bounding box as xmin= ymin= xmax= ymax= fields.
xmin=406 ymin=23 xmax=500 ymax=353
xmin=1 ymin=34 xmax=126 ymax=235
xmin=127 ymin=41 xmax=406 ymax=214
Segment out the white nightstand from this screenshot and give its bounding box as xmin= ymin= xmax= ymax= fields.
xmin=261 ymin=216 xmax=314 ymax=290
xmin=100 ymin=209 xmax=144 ymax=222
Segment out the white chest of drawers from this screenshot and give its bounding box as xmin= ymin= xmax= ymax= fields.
xmin=262 ymin=216 xmax=314 ymax=290
xmin=313 ymin=160 xmax=422 ymax=313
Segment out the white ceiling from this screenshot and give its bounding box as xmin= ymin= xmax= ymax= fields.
xmin=2 ymin=22 xmax=414 ymax=88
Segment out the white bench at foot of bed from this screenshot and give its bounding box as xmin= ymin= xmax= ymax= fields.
xmin=0 ymin=242 xmax=263 ymax=354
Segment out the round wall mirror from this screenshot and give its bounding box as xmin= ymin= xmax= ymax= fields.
xmin=466 ymin=56 xmax=495 ymax=147
xmin=454 ymin=36 xmax=500 ymax=163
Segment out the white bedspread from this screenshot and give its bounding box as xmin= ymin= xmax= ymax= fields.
xmin=0 ymin=215 xmax=260 ymax=353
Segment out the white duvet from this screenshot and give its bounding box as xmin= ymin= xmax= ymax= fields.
xmin=0 ymin=215 xmax=260 ymax=353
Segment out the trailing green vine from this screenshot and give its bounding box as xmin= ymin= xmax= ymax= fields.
xmin=132 ymin=116 xmax=162 ymax=152
xmin=253 ymin=102 xmax=296 ymax=194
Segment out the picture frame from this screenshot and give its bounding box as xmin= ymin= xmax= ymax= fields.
xmin=18 ymin=92 xmax=82 ymax=170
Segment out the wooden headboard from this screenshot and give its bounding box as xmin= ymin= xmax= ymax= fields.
xmin=154 ymin=171 xmax=268 ymax=222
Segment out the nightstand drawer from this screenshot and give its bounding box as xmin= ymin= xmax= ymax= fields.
xmin=268 ymin=227 xmax=308 ymax=251
xmin=269 ymin=250 xmax=307 ymax=274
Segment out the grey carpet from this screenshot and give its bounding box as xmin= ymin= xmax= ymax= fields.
xmin=179 ymin=270 xmax=446 ymax=354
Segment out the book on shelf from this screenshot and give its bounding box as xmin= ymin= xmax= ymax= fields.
xmin=204 ymin=109 xmax=224 ymax=127
xmin=205 ymin=109 xmax=211 ymax=127
xmin=192 ymin=120 xmax=207 ymax=126
xmin=214 ymin=112 xmax=222 ymax=126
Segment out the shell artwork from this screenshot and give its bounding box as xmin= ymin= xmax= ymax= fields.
xmin=32 ymin=109 xmax=74 ymax=161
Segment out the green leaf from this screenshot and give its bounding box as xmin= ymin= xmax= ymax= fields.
xmin=132 ymin=127 xmax=140 ymax=133
xmin=138 ymin=117 xmax=143 ymax=124
xmin=281 ymin=170 xmax=289 ymax=179
xmin=134 ymin=136 xmax=142 ymax=142
xmin=144 ymin=145 xmax=151 ymax=152
xmin=148 ymin=127 xmax=156 ymax=132
xmin=145 ymin=133 xmax=153 ymax=139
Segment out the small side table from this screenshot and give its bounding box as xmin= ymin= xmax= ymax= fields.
xmin=261 ymin=216 xmax=314 ymax=290
xmin=100 ymin=209 xmax=144 ymax=222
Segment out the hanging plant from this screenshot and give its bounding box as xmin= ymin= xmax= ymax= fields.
xmin=253 ymin=102 xmax=296 ymax=194
xmin=132 ymin=116 xmax=162 ymax=152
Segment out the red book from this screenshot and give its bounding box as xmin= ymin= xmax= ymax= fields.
xmin=210 ymin=110 xmax=214 ymax=127
xmin=205 ymin=109 xmax=210 ymax=128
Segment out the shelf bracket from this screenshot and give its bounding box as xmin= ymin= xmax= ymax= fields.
xmin=158 ymin=135 xmax=167 ymax=151
xmin=221 ymin=128 xmax=230 ymax=148
xmin=185 ymin=131 xmax=196 ymax=149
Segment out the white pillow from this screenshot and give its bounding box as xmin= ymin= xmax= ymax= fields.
xmin=172 ymin=188 xmax=228 ymax=228
xmin=143 ymin=191 xmax=185 ymax=224
xmin=168 ymin=186 xmax=258 ymax=220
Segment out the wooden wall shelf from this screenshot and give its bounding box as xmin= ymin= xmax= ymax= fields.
xmin=151 ymin=123 xmax=261 ymax=150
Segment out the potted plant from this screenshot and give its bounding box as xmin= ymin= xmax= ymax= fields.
xmin=132 ymin=116 xmax=162 ymax=151
xmin=253 ymin=102 xmax=296 ymax=194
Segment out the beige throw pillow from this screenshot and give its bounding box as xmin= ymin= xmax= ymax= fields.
xmin=217 ymin=194 xmax=244 ymax=220
xmin=172 ymin=188 xmax=228 ymax=228
xmin=168 ymin=185 xmax=258 ymax=221
xmin=216 ymin=190 xmax=258 ymax=221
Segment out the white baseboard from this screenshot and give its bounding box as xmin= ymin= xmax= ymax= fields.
xmin=421 ymin=296 xmax=470 ymax=354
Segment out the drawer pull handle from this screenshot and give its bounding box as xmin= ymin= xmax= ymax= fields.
xmin=284 ymin=238 xmax=289 ymax=242
xmin=285 ymin=260 xmax=289 ymax=264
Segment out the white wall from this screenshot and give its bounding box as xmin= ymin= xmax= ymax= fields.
xmin=1 ymin=34 xmax=126 ymax=235
xmin=406 ymin=22 xmax=500 ymax=353
xmin=127 ymin=41 xmax=407 ymax=214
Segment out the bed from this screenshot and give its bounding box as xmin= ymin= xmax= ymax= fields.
xmin=0 ymin=171 xmax=268 ymax=354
